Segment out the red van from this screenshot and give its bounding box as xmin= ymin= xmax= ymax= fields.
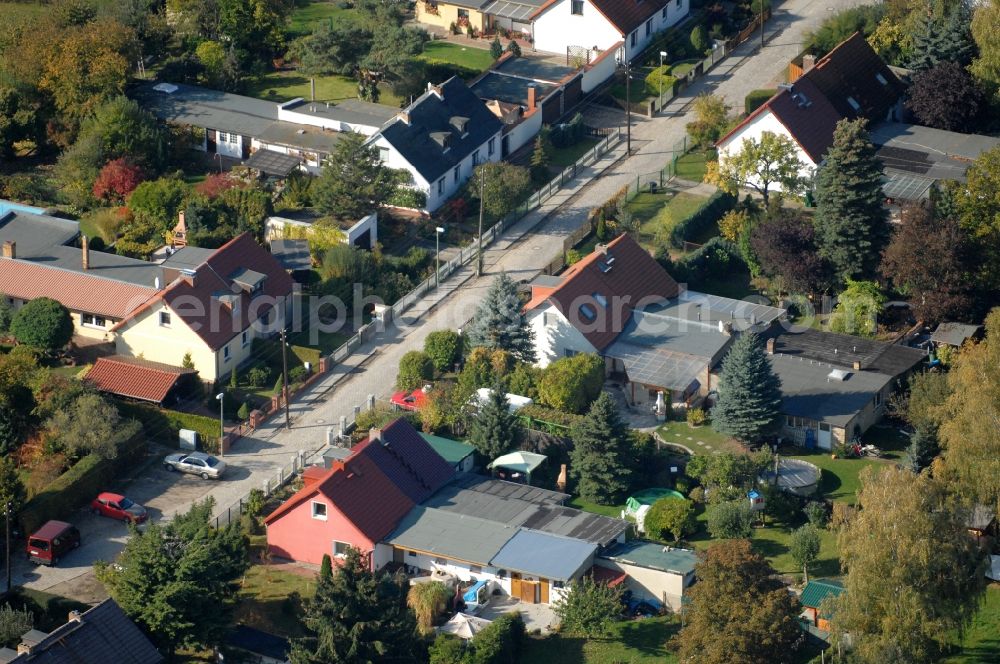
xmin=27 ymin=520 xmax=81 ymax=566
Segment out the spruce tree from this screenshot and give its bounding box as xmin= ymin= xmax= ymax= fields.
xmin=466 ymin=272 xmax=536 ymax=363
xmin=905 ymin=421 xmax=940 ymax=473
xmin=290 ymin=547 xmax=419 ymax=664
xmin=468 ymin=383 xmax=520 ymax=461
xmin=908 ymin=4 xmax=975 ymax=70
xmin=813 ymin=119 xmax=890 ymax=282
xmin=570 ymin=392 xmax=632 ymax=504
xmin=711 ymin=332 xmax=783 ymax=445
xmin=530 ymin=129 xmax=552 ymax=183
xmin=490 ymin=36 xmax=503 ymax=60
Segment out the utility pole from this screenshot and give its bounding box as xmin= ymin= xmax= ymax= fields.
xmin=6 ymin=501 xmax=12 ymax=592
xmin=280 ymin=327 xmax=290 ymax=429
xmin=476 ymin=172 xmax=485 ymax=277
xmin=760 ymin=2 xmax=766 ymax=49
xmin=625 ymin=58 xmax=632 ymax=155
xmin=435 ymin=226 xmax=445 ymax=289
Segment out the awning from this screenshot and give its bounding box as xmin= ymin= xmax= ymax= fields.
xmin=488 ymin=451 xmax=547 ymax=475
xmin=591 ymin=565 xmax=628 ymax=587
xmin=85 ymin=356 xmax=195 ymax=404
xmin=482 ymin=0 xmax=538 ymax=21
xmin=244 ymin=149 xmax=301 ymax=177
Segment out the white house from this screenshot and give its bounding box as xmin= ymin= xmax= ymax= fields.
xmin=367 ymin=77 xmax=503 ymax=212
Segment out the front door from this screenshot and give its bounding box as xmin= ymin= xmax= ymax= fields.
xmin=510 ymin=572 xmax=522 ymax=598
xmin=392 ymin=547 xmax=404 ymax=564
xmin=520 ymin=580 xmax=538 ymax=604
xmin=539 ymin=578 xmax=550 ymax=604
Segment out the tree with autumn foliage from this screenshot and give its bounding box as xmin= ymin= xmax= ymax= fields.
xmin=672 ymin=539 xmax=802 ymax=664
xmin=907 ymin=62 xmax=986 ymax=132
xmin=750 ymin=208 xmax=833 ymax=293
xmin=92 ymin=158 xmax=145 ymax=204
xmin=880 ymin=203 xmax=974 ymax=324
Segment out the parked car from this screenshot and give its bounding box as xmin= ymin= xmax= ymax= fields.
xmin=91 ymin=492 xmax=148 ymax=524
xmin=26 ymin=520 xmax=80 ymax=566
xmin=163 ymin=451 xmax=227 ymax=479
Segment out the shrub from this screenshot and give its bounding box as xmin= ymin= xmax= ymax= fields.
xmin=397 ymin=351 xmax=434 ymax=391
xmin=245 ymin=366 xmax=271 ymax=388
xmin=289 ymin=365 xmax=307 ymax=383
xmin=690 ymin=25 xmax=709 ymax=53
xmin=745 ymin=89 xmax=776 ymax=115
xmin=804 ymin=500 xmax=828 ymax=527
xmin=674 ymin=475 xmax=695 ymax=494
xmin=469 ymin=612 xmax=525 ymax=663
xmin=518 ymin=403 xmax=583 ymax=432
xmin=689 ymin=486 xmax=706 ymax=503
xmin=10 ymin=298 xmax=73 ymax=352
xmin=114 ymin=400 xmax=220 ymax=452
xmin=424 ymin=330 xmax=463 ymax=372
xmin=644 ymin=64 xmax=677 ymax=98
xmin=387 ymin=187 xmax=427 ymax=209
xmin=237 ymin=402 xmax=249 ymax=420
xmin=669 ymin=189 xmax=737 ymax=249
xmin=707 ymin=499 xmax=755 ymax=539
xmin=645 ymin=497 xmax=696 ymax=541
xmin=490 ymin=36 xmax=503 ymax=60
xmin=537 ymin=353 xmax=605 ymax=414
xmin=506 ymin=40 xmax=521 ymax=57
xmin=92 ymin=158 xmax=144 ymax=204
xmin=687 ymin=407 xmax=707 ymax=426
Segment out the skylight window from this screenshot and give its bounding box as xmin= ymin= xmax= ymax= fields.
xmin=875 ymin=73 xmax=888 ymax=86
xmin=846 ymin=96 xmax=861 ymax=111
xmin=597 ymin=252 xmax=616 ymax=273
xmin=593 ymin=293 xmax=607 ymax=307
xmin=580 ymin=304 xmax=597 ymax=321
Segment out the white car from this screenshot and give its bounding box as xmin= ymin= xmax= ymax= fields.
xmin=163 ymin=452 xmax=227 ymax=479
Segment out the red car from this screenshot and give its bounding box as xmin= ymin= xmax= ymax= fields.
xmin=91 ymin=492 xmax=148 ymax=524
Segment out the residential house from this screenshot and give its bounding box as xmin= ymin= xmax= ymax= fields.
xmin=0 ymin=210 xmax=160 ymax=341
xmin=799 ymin=579 xmax=844 ymax=632
xmin=134 ymin=82 xmax=396 ymax=175
xmin=593 ymin=540 xmax=697 ymax=611
xmin=0 ymin=599 xmax=162 ymax=663
xmin=367 ymin=77 xmax=503 ymax=212
xmin=524 ymin=233 xmax=784 ymax=406
xmin=966 ymin=504 xmax=996 ymax=542
xmin=112 ymin=234 xmax=295 ymax=382
xmin=415 ymin=0 xmax=491 ymax=34
xmin=717 ymin=32 xmax=905 ymax=191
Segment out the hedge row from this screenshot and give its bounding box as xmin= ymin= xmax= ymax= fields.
xmin=114 ymin=399 xmax=220 ymax=450
xmin=518 ymin=404 xmax=584 ymax=432
xmin=20 ymin=433 xmax=147 ymax=534
xmin=669 ymin=189 xmax=738 ymax=249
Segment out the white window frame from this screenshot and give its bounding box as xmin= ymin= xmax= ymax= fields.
xmin=218 ymin=131 xmax=228 ymax=143
xmin=81 ymin=313 xmax=106 ymax=329
xmin=311 ymin=501 xmax=328 ymax=520
xmin=472 ymin=149 xmax=480 ymax=165
xmin=242 ymin=330 xmax=249 ymax=347
xmin=159 ymin=311 xmax=171 ymax=327
xmin=223 ymin=345 xmax=231 ymax=362
xmin=571 ymin=0 xmax=583 ymax=15
xmin=488 ymin=137 xmax=495 ymax=156
xmin=333 ymin=540 xmax=350 ymax=557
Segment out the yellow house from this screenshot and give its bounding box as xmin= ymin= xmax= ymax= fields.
xmin=415 ymin=0 xmax=488 ymax=33
xmin=112 ymin=234 xmax=295 ymax=383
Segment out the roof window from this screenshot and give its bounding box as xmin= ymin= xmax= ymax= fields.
xmin=846 ymin=96 xmax=861 ymax=112
xmin=580 ymin=303 xmax=597 ymax=321
xmin=597 ymin=252 xmax=615 ymax=273
xmin=875 ymin=73 xmax=888 ymax=86
xmin=593 ymin=293 xmax=607 ymax=307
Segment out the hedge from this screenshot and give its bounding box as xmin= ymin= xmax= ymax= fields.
xmin=669 ymin=189 xmax=738 ymax=249
xmin=518 ymin=404 xmax=584 ymax=433
xmin=745 ymin=88 xmax=777 ymax=115
xmin=114 ymin=399 xmax=220 ymax=451
xmin=19 ymin=433 xmax=147 ymax=535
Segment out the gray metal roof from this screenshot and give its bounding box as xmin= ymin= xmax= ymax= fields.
xmin=493 ymin=54 xmax=575 ymax=83
xmin=134 ymin=82 xmax=279 ymax=137
xmin=0 ymin=211 xmax=79 ymax=259
xmin=470 ymin=72 xmax=556 ymax=106
xmin=769 ymin=353 xmax=893 ymax=428
xmin=245 ymin=148 xmax=301 ymax=177
xmin=931 ymin=322 xmax=982 ymax=347
xmin=604 ymin=341 xmax=708 ymax=392
xmin=881 ymin=172 xmax=934 ymax=201
xmin=33 ymin=245 xmax=163 ymax=288
xmin=256 ymin=122 xmax=343 ymax=153
xmin=599 ymin=541 xmax=698 ymax=575
xmin=650 ymin=291 xmax=786 ymax=329
xmin=616 ymin=310 xmax=733 ymax=359
xmin=386 ymin=506 xmax=517 ymax=565
xmin=425 ymin=474 xmax=626 ymax=546
xmin=283 ymin=98 xmax=397 ymax=129
xmin=490 ymin=529 xmax=596 ymax=581
xmin=269 ymin=239 xmax=312 ymax=272
xmin=870 ymin=122 xmax=1000 ymax=184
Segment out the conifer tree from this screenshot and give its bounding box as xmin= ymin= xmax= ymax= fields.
xmin=711 ymin=332 xmax=783 ymax=445
xmin=468 ymin=383 xmax=520 ymax=461
xmin=290 ymin=547 xmax=419 ymax=664
xmin=490 ymin=36 xmax=503 ymax=60
xmin=905 ymin=421 xmax=940 ymax=473
xmin=813 ymin=119 xmax=890 ymax=282
xmin=570 ymin=392 xmax=632 ymax=503
xmin=466 ymin=272 xmax=536 ymax=363
xmin=530 ymin=128 xmax=552 ymax=183
xmin=908 ymin=3 xmax=975 ymax=70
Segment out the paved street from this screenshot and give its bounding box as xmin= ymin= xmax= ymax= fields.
xmin=25 ymin=0 xmax=862 ymax=599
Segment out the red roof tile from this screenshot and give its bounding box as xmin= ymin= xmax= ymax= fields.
xmin=528 ymin=234 xmax=679 ymax=351
xmin=0 ymin=259 xmax=156 ymax=319
xmin=85 ymin=355 xmax=194 ymax=403
xmin=352 ymin=418 xmax=455 ymax=503
xmin=803 ymin=32 xmax=903 ymax=122
xmin=765 ymin=77 xmax=843 ymax=162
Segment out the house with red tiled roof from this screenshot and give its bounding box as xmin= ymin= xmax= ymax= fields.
xmin=112 ymin=233 xmax=294 ymax=381
xmin=717 ymin=32 xmax=904 ymax=193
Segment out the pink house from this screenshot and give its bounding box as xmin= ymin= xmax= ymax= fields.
xmin=264 ymin=450 xmax=415 ymax=566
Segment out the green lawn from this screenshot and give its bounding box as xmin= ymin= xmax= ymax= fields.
xmin=521 ymin=616 xmax=678 ymax=664
xmin=417 ymin=41 xmax=494 ymax=72
xmin=944 ymin=586 xmax=1000 ymax=663
xmin=287 ymin=0 xmax=359 ymax=38
xmin=671 ymin=59 xmax=701 ymax=78
xmin=244 ymin=71 xmax=403 ymax=108
xmin=629 ymin=191 xmax=710 ymax=252
xmin=234 ymin=565 xmax=317 ymax=638
xmin=788 ymin=450 xmax=883 ymax=506
xmin=568 ymin=496 xmax=623 ymax=518
xmin=674 ymin=150 xmax=715 ymax=183
xmin=656 ymin=419 xmax=743 ymax=455
xmin=549 ymin=137 xmax=601 ymax=168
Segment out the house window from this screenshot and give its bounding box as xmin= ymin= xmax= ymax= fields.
xmin=333 ymin=540 xmax=350 ymax=557
xmin=437 ymin=178 xmax=445 ymax=195
xmin=630 ymin=30 xmax=637 ymax=47
xmin=242 ymin=330 xmax=249 ymax=347
xmin=457 ymin=8 xmax=469 ymax=18
xmin=453 ymin=165 xmax=460 ymax=184
xmin=223 ymin=345 xmax=231 ymax=362
xmin=543 ymin=312 xmax=557 ymax=326
xmin=676 ymin=0 xmax=681 ymax=7
xmin=472 ymin=149 xmax=480 ymax=165
xmin=488 ymin=137 xmax=495 ymax=156
xmin=553 ymin=580 xmax=564 ymax=589
xmin=218 ymin=131 xmax=228 ymax=143
xmin=662 ymin=6 xmax=667 ymax=19
xmin=311 ymin=501 xmax=328 ymax=520
xmin=564 ymin=348 xmax=579 ymax=358
xmin=81 ymin=314 xmax=106 ymax=328
xmin=874 ymin=390 xmax=883 ymax=407
xmin=159 ymin=311 xmax=171 ymax=327
xmin=646 ymin=18 xmax=653 ymax=36
xmin=407 ymin=551 xmax=417 ymax=557
xmin=470 ymin=565 xmax=482 ymax=574
xmin=571 ymin=0 xmax=583 ymax=15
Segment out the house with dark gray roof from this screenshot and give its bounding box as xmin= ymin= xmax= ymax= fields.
xmin=0 ymin=599 xmax=161 ymax=663
xmin=367 ymin=77 xmax=503 ymax=212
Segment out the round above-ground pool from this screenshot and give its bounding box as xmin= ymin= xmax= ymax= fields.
xmin=629 ymin=487 xmax=685 ymax=505
xmin=762 ymin=458 xmax=821 ymax=496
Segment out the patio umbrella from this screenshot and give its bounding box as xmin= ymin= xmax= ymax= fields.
xmin=437 ymin=613 xmax=493 ymax=640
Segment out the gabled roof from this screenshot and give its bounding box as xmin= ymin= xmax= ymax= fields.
xmin=352 ymin=418 xmax=455 ymax=503
xmin=531 ymin=0 xmax=669 ymax=36
xmin=420 ymin=432 xmax=475 ymax=466
xmin=85 ymin=356 xmax=195 ymax=403
xmin=764 ymin=77 xmax=843 ymax=162
xmin=931 ymin=322 xmax=982 ymax=347
xmin=374 ymin=77 xmax=502 ymax=184
xmin=527 ymin=234 xmax=680 ymax=351
xmin=2 ymin=599 xmax=163 ymax=663
xmin=800 ymin=579 xmax=844 ymax=611
xmin=112 ymin=234 xmax=295 ymax=350
xmin=264 ymin=450 xmax=415 ymax=543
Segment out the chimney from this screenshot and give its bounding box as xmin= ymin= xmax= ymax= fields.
xmin=397 ymin=110 xmax=410 ymax=125
xmin=67 ymin=610 xmax=82 ymax=623
xmin=527 ymin=84 xmax=537 ymax=111
xmin=369 ymin=427 xmax=382 ymax=443
xmin=595 ymin=243 xmax=608 ymax=255
xmin=556 ymin=464 xmax=567 ymax=492
xmin=766 ymin=338 xmax=775 ymax=354
xmin=81 ymin=235 xmax=89 ymax=270
xmin=1 ymin=240 xmax=14 ymax=259
xmin=802 ymin=54 xmax=816 ymax=72
xmin=852 ymin=360 xmax=862 ymax=371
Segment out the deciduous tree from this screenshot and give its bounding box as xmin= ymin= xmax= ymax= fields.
xmin=971 ymin=0 xmax=1000 ymax=104
xmin=396 ymin=350 xmax=434 ymax=391
xmin=92 ymin=158 xmax=145 ymax=204
xmin=789 ymin=524 xmax=821 ymax=582
xmin=686 ymin=94 xmax=729 ymax=150
xmin=536 ymin=353 xmax=604 ymax=414
xmin=672 ymin=539 xmax=802 ymax=664
xmin=45 ymin=393 xmax=140 ymax=459
xmin=717 ymin=131 xmax=804 ymax=206
xmin=0 ymin=456 xmax=26 ymax=532
xmin=472 ymin=162 xmax=531 ymax=219
xmin=0 ymin=87 xmax=41 ymax=159
xmin=954 ymin=146 xmax=1000 ymax=288
xmin=831 ymin=466 xmax=986 ymax=663
xmin=290 ymin=546 xmax=419 ymax=664
xmin=314 ymin=132 xmax=400 ymax=219
xmin=907 ymin=62 xmax=985 ymax=132
xmin=10 ymin=298 xmax=73 ymax=352
xmin=553 ymin=576 xmax=624 ymax=638
xmin=828 ymin=279 xmax=886 ymax=337
xmin=706 ymin=499 xmax=755 ymax=539
xmin=423 ymin=330 xmax=463 ymax=372
xmin=711 ymin=332 xmax=783 ymax=444
xmin=570 ymin=392 xmax=632 ymax=504
xmin=750 ymin=208 xmax=833 ymax=293
xmin=644 ymin=497 xmax=696 ymax=542
xmin=466 ymin=272 xmax=535 ymax=363
xmin=814 ymin=119 xmax=890 ymax=282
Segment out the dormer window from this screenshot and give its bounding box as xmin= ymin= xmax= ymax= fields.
xmin=449 ymin=115 xmax=470 ymax=136
xmin=430 ymin=131 xmax=451 ymax=150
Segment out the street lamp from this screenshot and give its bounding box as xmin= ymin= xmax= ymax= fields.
xmin=476 ymin=172 xmax=485 ymax=277
xmin=215 ymin=392 xmax=225 ymax=457
xmin=624 ymin=57 xmax=632 ymax=155
xmin=435 ymin=226 xmax=445 ymax=289
xmin=658 ymin=50 xmax=667 ymax=106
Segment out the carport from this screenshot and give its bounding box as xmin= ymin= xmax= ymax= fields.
xmin=85 ymin=355 xmax=196 ymax=405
